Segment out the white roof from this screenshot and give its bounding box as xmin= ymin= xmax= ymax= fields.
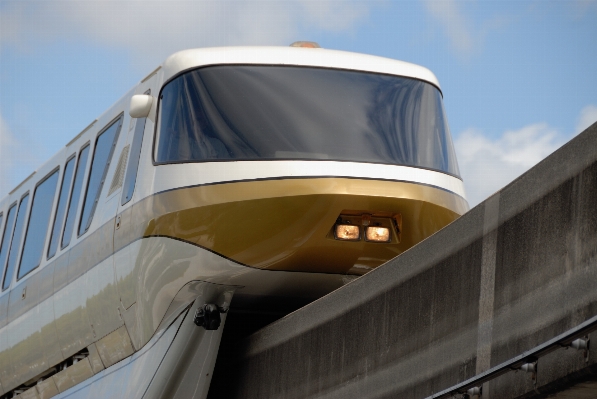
xmin=161 ymin=46 xmax=441 ymax=91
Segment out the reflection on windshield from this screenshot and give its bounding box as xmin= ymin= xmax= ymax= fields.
xmin=157 ymin=65 xmax=460 ymax=177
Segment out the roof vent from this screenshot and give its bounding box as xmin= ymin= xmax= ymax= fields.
xmin=290 ymin=41 xmax=321 ymax=48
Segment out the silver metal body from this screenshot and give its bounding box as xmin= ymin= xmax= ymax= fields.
xmin=0 ymin=47 xmax=468 ymax=399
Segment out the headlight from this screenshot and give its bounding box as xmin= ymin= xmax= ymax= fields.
xmin=365 ymin=226 xmax=390 ymax=242
xmin=334 ymin=224 xmax=360 ymax=241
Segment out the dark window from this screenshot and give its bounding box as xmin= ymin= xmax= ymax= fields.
xmin=79 ymin=116 xmax=123 ymax=235
xmin=156 ymin=65 xmax=460 ymax=177
xmin=0 ymin=206 xmax=16 ymax=285
xmin=3 ymin=194 xmax=29 ymax=290
xmin=122 ymin=91 xmax=150 ymax=205
xmin=18 ymin=170 xmax=59 ymax=279
xmin=62 ymin=145 xmax=90 ymax=249
xmin=48 ymin=156 xmax=76 ymax=259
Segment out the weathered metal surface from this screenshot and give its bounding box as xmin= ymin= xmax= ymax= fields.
xmin=86 ymin=343 xmax=105 ymax=375
xmin=95 ymin=326 xmax=135 ymax=369
xmin=36 ymin=377 xmax=59 ymax=399
xmin=53 ymin=358 xmax=94 ymax=393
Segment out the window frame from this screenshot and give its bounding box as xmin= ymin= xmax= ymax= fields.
xmin=78 ymin=114 xmax=124 ymax=236
xmin=2 ymin=193 xmax=30 ymax=291
xmin=0 ymin=211 xmax=3 ymax=288
xmin=61 ymin=143 xmax=90 ymax=250
xmin=0 ymin=212 xmax=4 ymax=246
xmin=122 ymin=90 xmax=150 ymax=206
xmin=17 ymin=167 xmax=60 ymax=281
xmin=150 ymin=64 xmax=460 ymax=179
xmin=0 ymin=202 xmax=16 ymax=291
xmin=47 ymin=154 xmax=76 ymax=260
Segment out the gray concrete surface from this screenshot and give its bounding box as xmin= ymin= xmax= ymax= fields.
xmin=209 ymin=122 xmax=597 ymax=399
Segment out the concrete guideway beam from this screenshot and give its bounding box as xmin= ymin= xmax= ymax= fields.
xmin=208 ymin=121 xmax=597 ymax=399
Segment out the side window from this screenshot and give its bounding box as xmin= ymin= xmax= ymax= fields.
xmin=122 ymin=91 xmax=150 ymax=205
xmin=2 ymin=194 xmax=29 ymax=290
xmin=62 ymin=145 xmax=90 ymax=249
xmin=18 ymin=170 xmax=59 ymax=279
xmin=0 ymin=214 xmax=3 ymax=246
xmin=48 ymin=156 xmax=76 ymax=259
xmin=79 ymin=115 xmax=123 ymax=235
xmin=0 ymin=206 xmax=15 ymax=284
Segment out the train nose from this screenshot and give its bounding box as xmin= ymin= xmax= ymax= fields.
xmin=136 ymin=177 xmax=465 ymax=275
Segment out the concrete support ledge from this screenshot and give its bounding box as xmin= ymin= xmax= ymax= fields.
xmin=210 ymin=122 xmax=597 ymax=399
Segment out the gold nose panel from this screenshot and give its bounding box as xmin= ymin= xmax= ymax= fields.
xmin=134 ymin=178 xmax=467 ymax=275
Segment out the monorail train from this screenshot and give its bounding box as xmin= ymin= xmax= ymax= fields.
xmin=0 ymin=43 xmax=468 ymax=399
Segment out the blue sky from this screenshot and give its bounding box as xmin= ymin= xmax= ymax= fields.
xmin=1 ymin=0 xmax=596 ymax=206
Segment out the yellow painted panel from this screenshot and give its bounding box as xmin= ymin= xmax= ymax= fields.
xmin=137 ymin=179 xmax=464 ymax=274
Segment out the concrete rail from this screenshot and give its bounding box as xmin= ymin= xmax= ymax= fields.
xmin=209 ymin=122 xmax=597 ymax=399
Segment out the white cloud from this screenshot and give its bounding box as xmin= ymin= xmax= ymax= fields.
xmin=0 ymin=1 xmax=371 ymax=70
xmin=455 ymin=123 xmax=569 ymax=208
xmin=455 ymin=104 xmax=597 ymax=208
xmin=455 ymin=100 xmax=597 ymax=208
xmin=576 ymin=104 xmax=597 ymax=134
xmin=422 ymin=0 xmax=476 ymax=56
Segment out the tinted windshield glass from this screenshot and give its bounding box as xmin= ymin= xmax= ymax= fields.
xmin=157 ymin=65 xmax=460 ymax=177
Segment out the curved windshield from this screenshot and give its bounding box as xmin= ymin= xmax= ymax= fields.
xmin=156 ymin=65 xmax=460 ymax=177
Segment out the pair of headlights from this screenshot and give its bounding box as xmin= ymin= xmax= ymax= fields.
xmin=334 ymin=224 xmax=391 ymax=243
